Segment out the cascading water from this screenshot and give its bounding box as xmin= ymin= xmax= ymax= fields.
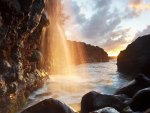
xmin=41 ymin=0 xmax=77 ymax=74
xmin=28 ymin=1 xmax=129 ymax=111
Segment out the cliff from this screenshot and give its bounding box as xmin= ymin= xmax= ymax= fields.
xmin=117 ymin=34 xmax=150 ymax=76
xmin=0 ymin=0 xmax=109 ymax=112
xmin=67 ymin=40 xmax=109 ymax=64
xmin=0 ymin=0 xmax=49 ymax=112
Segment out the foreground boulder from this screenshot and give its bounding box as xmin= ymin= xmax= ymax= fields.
xmin=90 ymin=107 xmax=119 ymax=113
xmin=81 ymin=91 xmax=128 ymax=113
xmin=144 ymin=108 xmax=150 ymax=113
xmin=117 ymin=34 xmax=150 ymax=76
xmin=129 ymin=88 xmax=150 ymax=112
xmin=115 ymin=74 xmax=150 ymax=97
xmin=21 ymin=98 xmax=75 ymax=113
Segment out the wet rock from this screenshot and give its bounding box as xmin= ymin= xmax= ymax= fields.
xmin=21 ymin=98 xmax=75 ymax=113
xmin=0 ymin=79 xmax=7 ymax=96
xmin=27 ymin=50 xmax=42 ymax=62
xmin=40 ymin=11 xmax=50 ymax=27
xmin=6 ymin=82 xmax=18 ymax=94
xmin=90 ymin=107 xmax=119 ymax=113
xmin=0 ymin=0 xmax=54 ymax=112
xmin=25 ymin=73 xmax=36 ymax=88
xmin=0 ymin=59 xmax=11 ymax=74
xmin=117 ymin=34 xmax=150 ymax=75
xmin=129 ymin=88 xmax=150 ymax=112
xmin=25 ymin=0 xmax=45 ymax=35
xmin=4 ymin=69 xmax=18 ymax=84
xmin=0 ymin=14 xmax=3 ymax=27
xmin=0 ymin=26 xmax=9 ymax=46
xmin=81 ymin=91 xmax=128 ymax=113
xmin=115 ymin=74 xmax=150 ymax=97
xmin=11 ymin=45 xmax=22 ymax=63
xmin=0 ymin=0 xmax=21 ymax=12
xmin=18 ymin=0 xmax=33 ymax=14
xmin=24 ymin=69 xmax=43 ymax=92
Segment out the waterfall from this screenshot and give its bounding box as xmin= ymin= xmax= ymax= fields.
xmin=41 ymin=0 xmax=74 ymax=74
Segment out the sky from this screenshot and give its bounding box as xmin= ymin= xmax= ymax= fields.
xmin=62 ymin=0 xmax=150 ymax=56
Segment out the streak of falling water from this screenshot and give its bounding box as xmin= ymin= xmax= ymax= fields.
xmin=41 ymin=0 xmax=87 ymax=75
xmin=27 ymin=1 xmax=130 ymax=112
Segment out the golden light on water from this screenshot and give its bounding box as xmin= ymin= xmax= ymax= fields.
xmin=40 ymin=2 xmax=90 ymax=111
xmin=40 ymin=0 xmax=114 ymax=111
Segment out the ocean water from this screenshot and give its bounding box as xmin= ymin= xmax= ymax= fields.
xmin=28 ymin=60 xmax=129 ymax=111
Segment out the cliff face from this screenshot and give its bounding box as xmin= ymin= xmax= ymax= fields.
xmin=0 ymin=0 xmax=109 ymax=112
xmin=117 ymin=34 xmax=150 ymax=76
xmin=67 ymin=40 xmax=109 ymax=64
xmin=0 ymin=0 xmax=49 ymax=112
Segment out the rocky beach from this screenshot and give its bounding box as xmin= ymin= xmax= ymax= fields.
xmin=0 ymin=0 xmax=150 ymax=113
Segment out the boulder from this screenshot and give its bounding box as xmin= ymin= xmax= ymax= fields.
xmin=27 ymin=50 xmax=42 ymax=62
xmin=115 ymin=74 xmax=150 ymax=97
xmin=21 ymin=98 xmax=75 ymax=113
xmin=117 ymin=34 xmax=150 ymax=76
xmin=81 ymin=91 xmax=128 ymax=113
xmin=129 ymin=88 xmax=150 ymax=112
xmin=144 ymin=108 xmax=150 ymax=113
xmin=90 ymin=107 xmax=119 ymax=113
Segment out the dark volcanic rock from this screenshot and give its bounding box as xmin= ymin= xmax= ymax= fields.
xmin=0 ymin=79 xmax=7 ymax=96
xmin=90 ymin=107 xmax=120 ymax=113
xmin=129 ymin=88 xmax=150 ymax=112
xmin=117 ymin=34 xmax=150 ymax=75
xmin=0 ymin=59 xmax=11 ymax=74
xmin=144 ymin=108 xmax=150 ymax=113
xmin=27 ymin=50 xmax=42 ymax=62
xmin=21 ymin=98 xmax=75 ymax=113
xmin=0 ymin=0 xmax=49 ymax=112
xmin=81 ymin=91 xmax=128 ymax=113
xmin=6 ymin=82 xmax=18 ymax=94
xmin=115 ymin=74 xmax=150 ymax=97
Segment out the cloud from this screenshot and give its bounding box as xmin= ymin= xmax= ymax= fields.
xmin=130 ymin=0 xmax=142 ymax=4
xmin=81 ymin=1 xmax=121 ymax=39
xmin=135 ymin=25 xmax=150 ymax=38
xmin=75 ymin=0 xmax=124 ymax=46
xmin=62 ymin=0 xmax=149 ymax=55
xmin=70 ymin=1 xmax=86 ymax=24
xmin=123 ymin=7 xmax=140 ymax=18
xmin=129 ymin=0 xmax=150 ymax=12
xmin=101 ymin=28 xmax=132 ymax=50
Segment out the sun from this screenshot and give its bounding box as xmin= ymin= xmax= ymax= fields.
xmin=108 ymin=50 xmax=120 ymax=57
